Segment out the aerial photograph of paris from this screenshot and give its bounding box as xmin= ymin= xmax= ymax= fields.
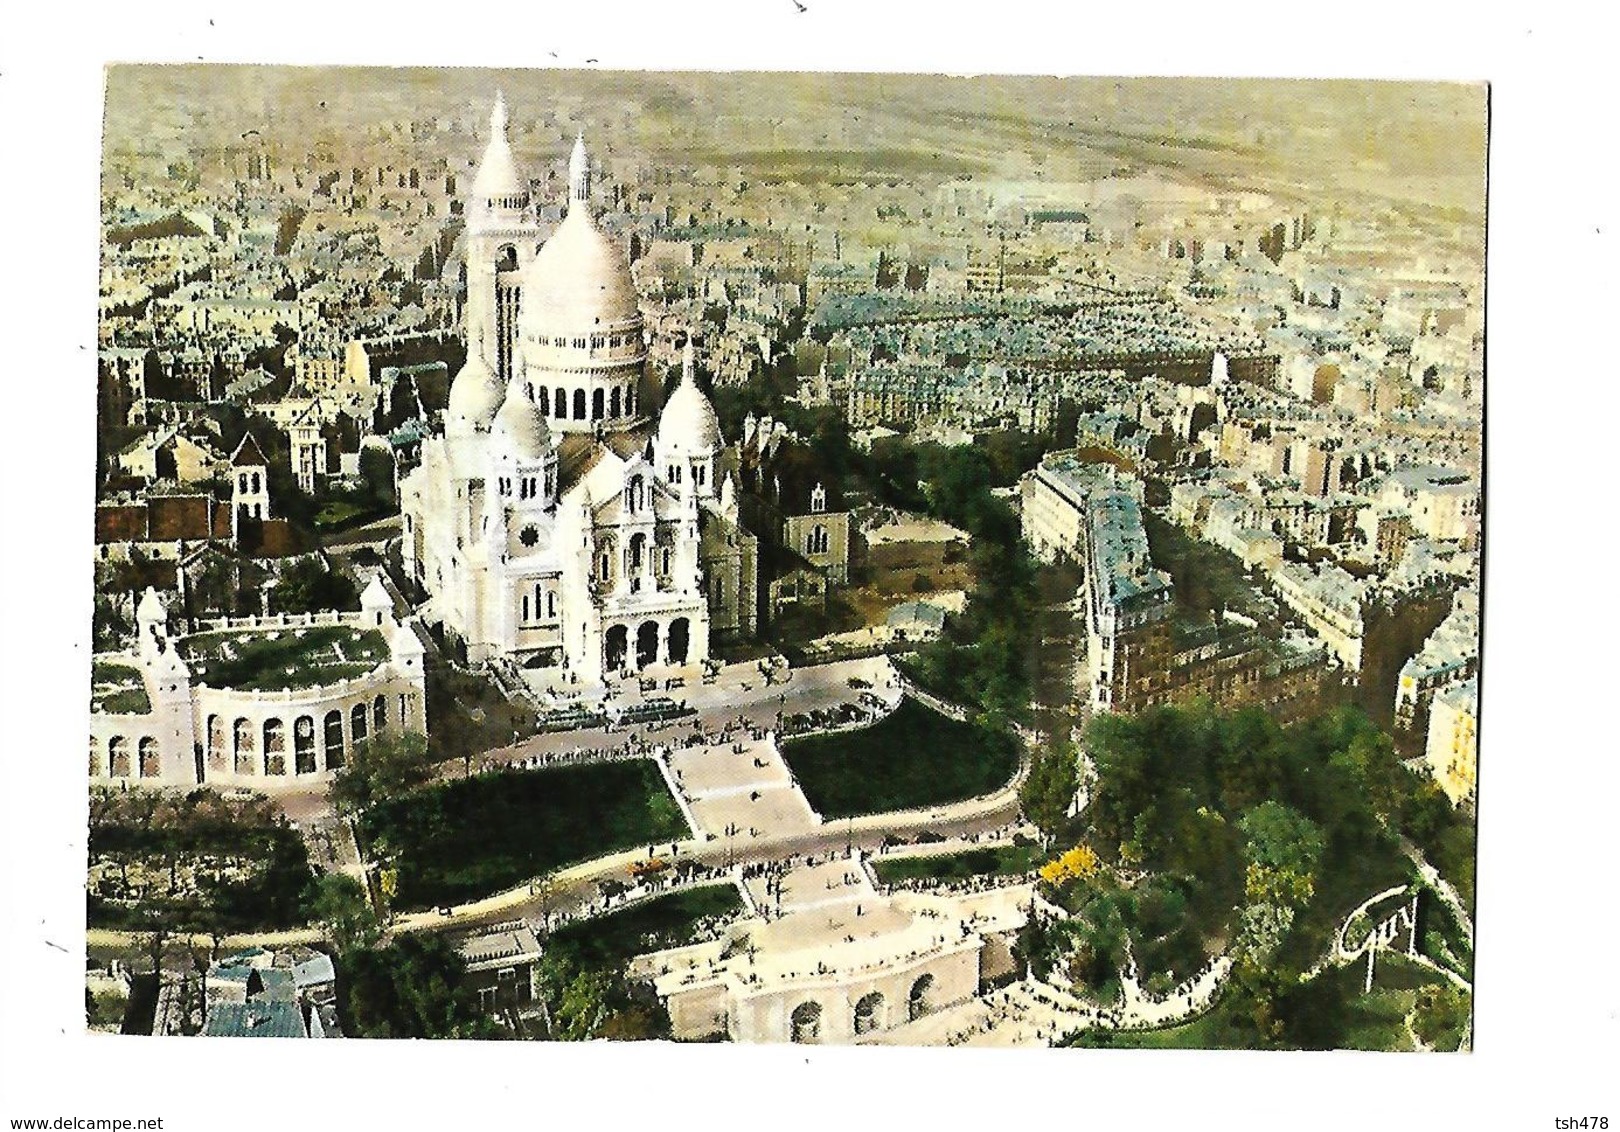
xmin=84 ymin=64 xmax=1484 ymax=1053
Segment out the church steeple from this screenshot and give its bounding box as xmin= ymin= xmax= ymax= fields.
xmin=464 ymin=92 xmax=540 ymax=390
xmin=472 ymin=92 xmax=526 ymax=209
xmin=568 ymin=131 xmax=590 ymax=208
xmin=491 ymin=90 xmax=508 ymax=138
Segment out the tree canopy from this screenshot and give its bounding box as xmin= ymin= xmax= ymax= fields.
xmin=330 ymin=730 xmax=433 ymax=816
xmin=305 ymin=872 xmax=381 ymax=954
xmin=337 ymin=933 xmax=495 ymax=1040
xmin=270 ymin=556 xmax=359 ymax=614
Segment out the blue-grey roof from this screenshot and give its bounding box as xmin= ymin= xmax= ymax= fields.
xmin=886 ymin=601 xmax=948 ymax=631
xmin=250 ymin=968 xmax=298 ymax=1003
xmin=292 ymin=954 xmax=336 ymax=990
xmin=203 ymin=1000 xmax=308 ymax=1039
xmin=209 ymin=964 xmax=254 ymax=987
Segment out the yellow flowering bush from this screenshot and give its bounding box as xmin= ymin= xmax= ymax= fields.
xmin=1039 ymin=844 xmax=1101 ymax=884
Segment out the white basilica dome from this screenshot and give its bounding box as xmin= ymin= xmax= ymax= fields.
xmin=491 ymin=380 xmax=552 ymax=459
xmin=446 ymin=351 xmax=504 ymax=434
xmin=521 ymin=206 xmax=641 ymax=333
xmin=659 ymin=339 xmax=723 ymax=455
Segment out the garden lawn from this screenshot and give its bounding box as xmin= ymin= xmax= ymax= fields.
xmin=361 ymin=760 xmax=687 ymax=910
xmin=547 ymin=884 xmax=743 ymax=969
xmin=314 ymin=500 xmax=375 ymax=530
xmin=91 ymin=661 xmax=150 ymax=715
xmin=780 ymin=698 xmax=1021 ymax=820
xmin=872 ymin=843 xmax=1042 ymax=885
xmin=179 ymin=625 xmax=387 ymax=691
xmin=1063 ymin=953 xmax=1448 ymax=1052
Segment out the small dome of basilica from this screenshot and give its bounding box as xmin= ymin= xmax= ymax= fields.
xmin=491 ymin=377 xmax=551 ymax=460
xmin=659 ymin=337 xmax=722 ymax=455
xmin=446 ymin=350 xmax=504 ymax=435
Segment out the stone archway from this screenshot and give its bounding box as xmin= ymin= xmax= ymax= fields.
xmin=667 ymin=617 xmax=691 ymax=666
xmin=853 ymin=991 xmax=885 ymax=1035
xmin=908 ymin=974 xmax=936 ymax=1021
xmin=324 ymin=711 xmax=345 ymax=770
xmin=138 ymin=737 xmax=161 ymax=779
xmin=349 ymin=703 xmax=368 ymax=752
xmin=206 ymin=715 xmax=227 ymax=774
xmin=636 ymin=620 xmax=659 ymax=669
xmin=108 ymin=736 xmax=130 ymax=778
xmin=233 ymin=718 xmax=255 ymax=775
xmin=790 ymin=1001 xmax=823 ymax=1044
xmin=294 ymin=716 xmax=317 ymax=774
xmin=605 ymin=624 xmax=629 ymax=672
xmin=262 ymin=719 xmax=286 ymax=776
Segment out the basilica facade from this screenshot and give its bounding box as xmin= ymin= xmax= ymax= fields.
xmin=400 ymin=98 xmax=757 ymax=681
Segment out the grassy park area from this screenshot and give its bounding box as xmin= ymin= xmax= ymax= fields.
xmin=90 ymin=661 xmax=150 ymax=715
xmin=178 ymin=625 xmax=387 ymax=691
xmin=87 ymin=789 xmax=315 ymax=933
xmin=1067 ymin=953 xmax=1452 ymax=1052
xmin=359 ymin=761 xmax=687 ymax=910
xmin=871 ymin=843 xmax=1042 ymax=885
xmin=780 ymin=698 xmax=1021 ymax=820
xmin=548 ymin=884 xmax=743 ymax=969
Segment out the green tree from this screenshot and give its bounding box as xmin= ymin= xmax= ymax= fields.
xmin=1021 ymin=732 xmax=1079 ymax=844
xmin=359 ymin=445 xmax=397 ymax=509
xmin=1402 ymin=780 xmax=1453 ymax=845
xmin=1334 ymin=726 xmax=1408 ymax=822
xmin=338 ymin=933 xmax=475 ymax=1039
xmin=1239 ymin=802 xmax=1325 ymax=911
xmin=1411 ymin=982 xmax=1470 ymax=1050
xmin=270 ymin=557 xmax=359 ymax=614
xmin=554 ymin=968 xmax=616 ymax=1040
xmin=1063 ymin=878 xmax=1131 ymax=989
xmin=330 ymin=730 xmax=433 ymax=815
xmin=305 ymin=872 xmax=381 ymax=954
xmin=1222 ymin=959 xmax=1289 ymax=1048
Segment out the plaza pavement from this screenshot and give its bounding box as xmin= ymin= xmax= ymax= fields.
xmin=269 ymin=655 xmax=898 ymax=826
xmin=103 ymin=651 xmax=1054 ymax=1047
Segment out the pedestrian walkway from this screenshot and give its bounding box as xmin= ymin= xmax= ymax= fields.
xmin=668 ymin=731 xmax=821 ymax=841
xmin=864 ymin=954 xmax=1233 ymax=1047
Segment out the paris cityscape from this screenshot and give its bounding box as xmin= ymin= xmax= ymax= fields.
xmin=84 ymin=66 xmax=1484 ymax=1052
